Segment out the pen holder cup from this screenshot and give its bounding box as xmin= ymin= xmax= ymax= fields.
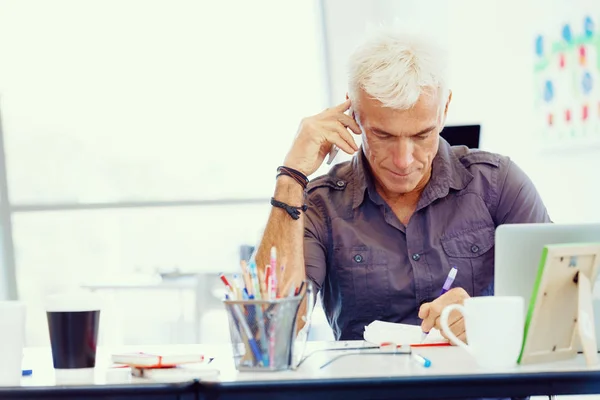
xmin=223 ymin=281 xmax=314 ymax=371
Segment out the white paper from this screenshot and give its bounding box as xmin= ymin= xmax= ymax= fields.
xmin=363 ymin=320 xmax=448 ymax=345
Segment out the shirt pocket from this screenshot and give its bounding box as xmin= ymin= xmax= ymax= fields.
xmin=332 ymin=246 xmax=390 ymax=319
xmin=440 ymin=226 xmax=495 ymax=296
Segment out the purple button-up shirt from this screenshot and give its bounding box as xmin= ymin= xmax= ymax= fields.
xmin=304 ymin=138 xmax=551 ymax=340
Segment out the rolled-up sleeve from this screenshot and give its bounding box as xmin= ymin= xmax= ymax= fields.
xmin=304 ymin=198 xmax=327 ymax=292
xmin=495 ymin=159 xmax=552 ymax=224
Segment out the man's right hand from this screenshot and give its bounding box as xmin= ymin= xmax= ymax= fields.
xmin=282 ymin=99 xmax=362 ymax=176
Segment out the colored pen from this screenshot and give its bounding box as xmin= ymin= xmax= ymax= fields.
xmin=411 ymin=353 xmax=431 ymax=368
xmin=219 ymin=273 xmax=236 ymax=299
xmin=421 ymin=267 xmax=458 ymax=342
xmin=248 ymin=261 xmax=262 ymax=300
xmin=265 ymin=265 xmax=272 ymax=300
xmin=270 ymin=246 xmax=277 ymax=272
xmin=269 ymin=273 xmax=277 ymax=301
xmin=231 ymin=304 xmax=263 ymax=365
xmin=232 ymin=274 xmax=245 ymax=299
xmin=240 ymin=260 xmax=253 ymax=296
xmin=440 ymin=267 xmax=458 ymax=296
xmin=22 ymin=369 xmax=32 ymax=376
xmin=247 ymin=261 xmax=269 ymax=366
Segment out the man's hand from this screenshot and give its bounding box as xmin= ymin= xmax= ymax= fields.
xmin=282 ymin=99 xmax=361 ymax=176
xmin=418 ymin=287 xmax=470 ymax=343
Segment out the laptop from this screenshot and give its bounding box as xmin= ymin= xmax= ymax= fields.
xmin=494 ymin=222 xmax=600 ymax=348
xmin=440 ymin=124 xmax=480 ymax=149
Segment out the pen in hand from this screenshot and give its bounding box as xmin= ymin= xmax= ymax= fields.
xmin=421 ymin=266 xmax=458 ymax=342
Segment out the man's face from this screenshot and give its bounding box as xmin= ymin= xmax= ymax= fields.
xmin=355 ymin=88 xmax=449 ymax=195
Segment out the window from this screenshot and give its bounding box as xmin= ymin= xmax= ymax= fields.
xmin=0 ymin=0 xmax=330 ymax=345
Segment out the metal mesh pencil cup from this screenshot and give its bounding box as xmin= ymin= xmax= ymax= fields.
xmin=223 ymin=281 xmax=314 ymax=371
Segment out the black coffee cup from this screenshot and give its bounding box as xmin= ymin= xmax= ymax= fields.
xmin=45 ymin=292 xmax=101 ymax=369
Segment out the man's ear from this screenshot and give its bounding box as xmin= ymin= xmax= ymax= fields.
xmin=440 ymin=89 xmax=452 ymax=127
xmin=444 ymin=90 xmax=452 ymax=117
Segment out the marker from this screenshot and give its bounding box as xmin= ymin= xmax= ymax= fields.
xmin=269 ymin=247 xmax=277 ymax=300
xmin=421 ymin=267 xmax=458 ymax=342
xmin=219 ymin=273 xmax=236 ymax=299
xmin=411 ymin=353 xmax=431 ymax=368
xmin=440 ymin=267 xmax=458 ymax=296
xmin=270 ymin=246 xmax=277 ymax=271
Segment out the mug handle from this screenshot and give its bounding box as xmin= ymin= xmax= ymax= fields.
xmin=439 ymin=304 xmax=471 ymax=353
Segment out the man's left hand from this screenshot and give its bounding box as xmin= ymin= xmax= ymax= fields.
xmin=418 ymin=287 xmax=470 ymax=343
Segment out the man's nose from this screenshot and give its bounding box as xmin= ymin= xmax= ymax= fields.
xmin=392 ymin=139 xmax=415 ymax=170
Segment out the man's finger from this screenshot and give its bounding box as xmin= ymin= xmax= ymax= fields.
xmin=446 ymin=315 xmax=465 ymax=335
xmin=323 ymin=130 xmax=355 ymax=155
xmin=337 ymin=113 xmax=362 ymax=135
xmin=331 ymin=98 xmax=351 ymax=112
xmin=421 ymin=312 xmax=438 ymax=333
xmin=418 ymin=303 xmax=430 ymax=320
xmin=327 ymin=121 xmax=359 ymax=151
xmin=445 ymin=310 xmax=463 ymax=327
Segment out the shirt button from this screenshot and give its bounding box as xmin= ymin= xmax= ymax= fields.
xmin=353 ymin=254 xmax=363 ymax=263
xmin=336 ymin=180 xmax=346 ymax=187
xmin=471 ymin=245 xmax=479 ymax=253
xmin=412 ymin=253 xmax=421 ymax=261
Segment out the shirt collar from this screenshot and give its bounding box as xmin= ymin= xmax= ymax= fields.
xmin=351 ymin=138 xmax=473 ymax=210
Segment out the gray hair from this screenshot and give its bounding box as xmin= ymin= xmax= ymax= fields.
xmin=347 ymin=28 xmax=449 ymax=111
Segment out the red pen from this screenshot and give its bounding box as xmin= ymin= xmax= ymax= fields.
xmin=409 ymin=342 xmax=451 ymax=348
xmin=219 ymin=273 xmax=235 ymax=297
xmin=265 ymin=265 xmax=272 ymax=299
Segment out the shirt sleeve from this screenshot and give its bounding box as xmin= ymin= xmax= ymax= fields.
xmin=304 ymin=197 xmax=327 ymax=292
xmin=495 ymin=159 xmax=552 ymax=225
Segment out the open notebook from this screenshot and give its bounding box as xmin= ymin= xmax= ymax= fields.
xmin=363 ymin=320 xmax=449 ymax=346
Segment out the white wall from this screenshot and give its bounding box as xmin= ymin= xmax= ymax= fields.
xmin=322 ymin=0 xmax=600 ymax=224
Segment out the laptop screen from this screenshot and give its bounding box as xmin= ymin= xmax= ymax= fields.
xmin=440 ymin=124 xmax=481 ymax=149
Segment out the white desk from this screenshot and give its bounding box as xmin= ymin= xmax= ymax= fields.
xmin=9 ymin=341 xmax=600 ymax=399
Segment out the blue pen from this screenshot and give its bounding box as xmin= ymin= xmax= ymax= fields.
xmin=231 ymin=304 xmax=263 ymax=364
xmin=247 ymin=261 xmax=269 ymax=366
xmin=411 ymin=353 xmax=431 ymax=368
xmin=22 ymin=369 xmax=32 ymax=376
xmin=421 ymin=267 xmax=458 ymax=342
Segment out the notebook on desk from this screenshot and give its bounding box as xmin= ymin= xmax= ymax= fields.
xmin=363 ymin=320 xmax=450 ymax=346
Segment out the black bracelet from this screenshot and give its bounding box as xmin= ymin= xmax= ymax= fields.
xmin=270 ymin=197 xmax=308 ymax=220
xmin=277 ymin=166 xmax=309 ymax=190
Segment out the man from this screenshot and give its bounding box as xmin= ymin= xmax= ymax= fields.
xmin=254 ymin=29 xmax=550 ymax=343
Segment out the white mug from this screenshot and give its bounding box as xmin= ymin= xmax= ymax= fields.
xmin=440 ymin=296 xmax=524 ymax=369
xmin=0 ymin=301 xmax=26 ymax=386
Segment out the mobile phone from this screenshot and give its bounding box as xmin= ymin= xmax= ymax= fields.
xmin=326 ymin=145 xmax=340 ymax=165
xmin=326 ymin=106 xmax=357 ymax=165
